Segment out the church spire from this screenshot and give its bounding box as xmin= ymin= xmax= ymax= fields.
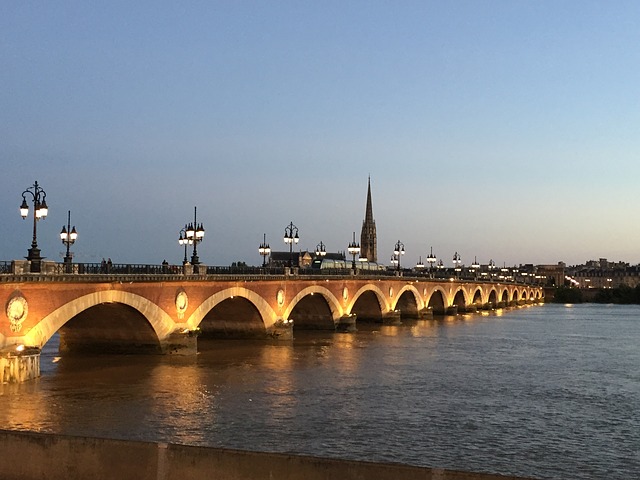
xmin=364 ymin=176 xmax=374 ymax=224
xmin=360 ymin=176 xmax=377 ymax=262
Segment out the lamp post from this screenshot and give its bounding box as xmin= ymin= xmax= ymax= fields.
xmin=426 ymin=246 xmax=437 ymax=277
xmin=347 ymin=232 xmax=360 ymax=272
xmin=20 ymin=181 xmax=48 ymax=273
xmin=471 ymin=256 xmax=480 ymax=280
xmin=436 ymin=259 xmax=444 ymax=276
xmin=453 ymin=251 xmax=462 ymax=278
xmin=259 ymin=233 xmax=271 ymax=267
xmin=184 ymin=206 xmax=205 ymax=273
xmin=283 ymin=222 xmax=299 ymax=269
xmin=393 ymin=240 xmax=405 ymax=272
xmin=416 ymin=256 xmax=425 ymax=270
xmin=60 ymin=210 xmax=78 ymax=273
xmin=178 ymin=227 xmax=192 ymax=265
xmin=315 ymin=241 xmax=327 ymax=258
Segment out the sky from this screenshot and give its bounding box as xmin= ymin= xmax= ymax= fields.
xmin=2 ymin=1 xmax=640 ymax=268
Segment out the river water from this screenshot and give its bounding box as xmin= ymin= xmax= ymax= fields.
xmin=1 ymin=303 xmax=639 ymax=479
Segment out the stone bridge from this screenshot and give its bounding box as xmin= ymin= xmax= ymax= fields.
xmin=1 ymin=273 xmax=543 ymax=382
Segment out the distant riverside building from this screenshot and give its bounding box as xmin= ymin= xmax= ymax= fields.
xmin=360 ymin=177 xmax=377 ymax=263
xmin=568 ymin=259 xmax=640 ymax=289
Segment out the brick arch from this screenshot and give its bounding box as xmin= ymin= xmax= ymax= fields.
xmin=452 ymin=287 xmax=469 ymax=306
xmin=500 ymin=288 xmax=509 ymax=303
xmin=512 ymin=288 xmax=520 ymax=302
xmin=426 ymin=285 xmax=449 ymax=304
xmin=189 ymin=287 xmax=278 ymax=330
xmin=22 ymin=290 xmax=175 ymax=349
xmin=471 ymin=287 xmax=484 ymax=304
xmin=346 ymin=284 xmax=391 ymax=315
xmin=283 ymin=285 xmax=343 ymax=322
xmin=487 ymin=288 xmax=498 ymax=304
xmin=392 ymin=284 xmax=424 ymax=311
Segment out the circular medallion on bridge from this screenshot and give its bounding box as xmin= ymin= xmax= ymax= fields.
xmin=389 ymin=287 xmax=394 ymax=297
xmin=175 ymin=291 xmax=188 ymax=319
xmin=277 ymin=289 xmax=284 ymax=306
xmin=342 ymin=287 xmax=348 ymax=301
xmin=6 ymin=295 xmax=28 ymax=333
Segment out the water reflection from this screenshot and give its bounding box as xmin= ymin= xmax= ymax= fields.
xmin=1 ymin=305 xmax=640 ymax=479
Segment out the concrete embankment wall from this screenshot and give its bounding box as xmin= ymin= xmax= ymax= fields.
xmin=0 ymin=430 xmax=535 ymax=480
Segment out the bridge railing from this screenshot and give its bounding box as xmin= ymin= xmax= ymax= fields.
xmin=0 ymin=260 xmax=546 ymax=285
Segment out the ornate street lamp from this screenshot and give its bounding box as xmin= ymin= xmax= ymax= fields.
xmin=471 ymin=256 xmax=480 ymax=279
xmin=283 ymin=222 xmax=299 ymax=269
xmin=453 ymin=251 xmax=462 ymax=278
xmin=259 ymin=233 xmax=271 ymax=267
xmin=183 ymin=206 xmax=205 ymax=273
xmin=393 ymin=240 xmax=405 ymax=272
xmin=426 ymin=246 xmax=437 ymax=276
xmin=347 ymin=232 xmax=360 ymax=271
xmin=416 ymin=256 xmax=425 ymax=270
xmin=60 ymin=210 xmax=78 ymax=273
xmin=315 ymin=241 xmax=327 ymax=258
xmin=19 ymin=181 xmax=48 ymax=273
xmin=178 ymin=227 xmax=192 ymax=265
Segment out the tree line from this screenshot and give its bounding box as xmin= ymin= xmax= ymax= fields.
xmin=553 ymin=285 xmax=640 ymax=304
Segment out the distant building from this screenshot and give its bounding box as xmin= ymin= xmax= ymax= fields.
xmin=360 ymin=177 xmax=377 ymax=262
xmin=269 ymin=251 xmax=313 ymax=268
xmin=569 ymin=258 xmax=640 ymax=288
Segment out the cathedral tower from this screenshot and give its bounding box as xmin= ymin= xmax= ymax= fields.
xmin=360 ymin=177 xmax=377 ymax=262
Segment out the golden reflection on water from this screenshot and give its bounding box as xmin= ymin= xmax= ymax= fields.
xmin=144 ymin=360 xmax=214 ymax=445
xmin=0 ymin=381 xmax=53 ymax=432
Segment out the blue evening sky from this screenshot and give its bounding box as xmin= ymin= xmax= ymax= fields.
xmin=2 ymin=1 xmax=639 ymax=267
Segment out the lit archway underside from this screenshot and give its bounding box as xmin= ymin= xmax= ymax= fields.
xmin=199 ymin=297 xmax=266 ymax=339
xmin=59 ymin=303 xmax=161 ymax=354
xmin=289 ymin=294 xmax=336 ymax=330
xmin=396 ymin=290 xmax=419 ymax=320
xmin=428 ymin=291 xmax=446 ymax=315
xmin=351 ymin=291 xmax=383 ymax=322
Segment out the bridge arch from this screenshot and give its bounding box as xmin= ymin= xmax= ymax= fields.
xmin=393 ymin=285 xmax=423 ymax=320
xmin=471 ymin=287 xmax=483 ymax=306
xmin=283 ymin=286 xmax=343 ymax=330
xmin=487 ymin=288 xmax=498 ymax=306
xmin=426 ymin=288 xmax=447 ymax=315
xmin=498 ymin=289 xmax=507 ymax=304
xmin=189 ymin=287 xmax=278 ymax=331
xmin=23 ymin=290 xmax=175 ymax=350
xmin=452 ymin=287 xmax=469 ymax=307
xmin=347 ymin=284 xmax=391 ymax=322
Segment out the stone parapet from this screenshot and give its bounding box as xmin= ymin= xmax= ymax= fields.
xmin=0 ymin=429 xmax=537 ymax=480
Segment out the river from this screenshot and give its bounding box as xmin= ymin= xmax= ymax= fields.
xmin=1 ymin=303 xmax=639 ymax=479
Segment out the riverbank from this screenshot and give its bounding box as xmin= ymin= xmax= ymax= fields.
xmin=1 ymin=430 xmax=535 ymax=480
xmin=551 ymin=285 xmax=640 ymax=304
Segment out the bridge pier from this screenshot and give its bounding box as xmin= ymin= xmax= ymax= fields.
xmin=267 ymin=319 xmax=293 ymax=340
xmin=445 ymin=305 xmax=458 ymax=315
xmin=160 ymin=331 xmax=198 ymax=355
xmin=336 ymin=314 xmax=357 ymax=333
xmin=1 ymin=347 xmax=40 ymax=384
xmin=419 ymin=307 xmax=433 ymax=319
xmin=382 ymin=310 xmax=401 ymax=325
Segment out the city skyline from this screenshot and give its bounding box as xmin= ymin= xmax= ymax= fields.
xmin=2 ymin=2 xmax=640 ymax=267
